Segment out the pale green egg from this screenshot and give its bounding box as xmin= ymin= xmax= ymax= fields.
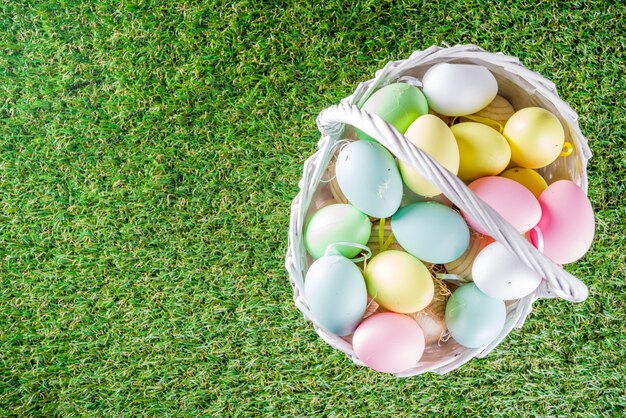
xmin=305 ymin=204 xmax=371 ymax=259
xmin=357 ymin=83 xmax=428 ymax=142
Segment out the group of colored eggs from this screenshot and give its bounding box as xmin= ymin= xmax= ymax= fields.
xmin=303 ymin=63 xmax=595 ymax=374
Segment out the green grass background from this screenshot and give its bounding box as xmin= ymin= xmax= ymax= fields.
xmin=0 ymin=0 xmax=624 ymax=416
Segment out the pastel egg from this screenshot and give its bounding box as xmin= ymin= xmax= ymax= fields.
xmin=530 ymin=180 xmax=595 ymax=264
xmin=451 ymin=122 xmax=511 ymax=183
xmin=500 ymin=167 xmax=548 ymax=198
xmin=305 ymin=204 xmax=372 ymax=259
xmin=445 ymin=283 xmax=506 ymax=348
xmin=304 ymin=255 xmax=367 ymax=336
xmin=357 ymin=83 xmax=429 ymax=142
xmin=391 ymin=202 xmax=470 ymax=263
xmin=463 ymin=176 xmax=542 ymax=236
xmin=413 ymin=312 xmax=447 ymax=346
xmin=398 ymin=115 xmax=460 ymax=197
xmin=422 ymin=63 xmax=498 ymax=116
xmin=444 ymin=232 xmax=494 ymax=279
xmin=408 ymin=278 xmax=450 ymax=345
xmin=503 ymin=107 xmax=565 ymax=169
xmin=364 ymin=250 xmax=434 ymax=313
xmin=336 ymin=141 xmax=403 ymax=218
xmin=466 ymin=95 xmax=515 ymax=126
xmin=352 ymin=312 xmax=425 ymax=373
xmin=472 ymin=241 xmax=543 ymax=300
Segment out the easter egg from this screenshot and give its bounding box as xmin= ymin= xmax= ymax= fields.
xmin=408 ymin=278 xmax=451 ymax=345
xmin=463 ymin=176 xmax=542 ymax=236
xmin=467 ymin=95 xmax=515 ymax=126
xmin=422 ymin=63 xmax=498 ymax=116
xmin=305 ymin=204 xmax=372 ymax=259
xmin=451 ymin=122 xmax=511 ymax=183
xmin=500 ymin=167 xmax=548 ymax=198
xmin=352 ymin=312 xmax=425 ymax=373
xmin=391 ymin=202 xmax=470 ymax=263
xmin=357 ymin=83 xmax=429 ymax=142
xmin=335 ymin=140 xmax=403 ymax=218
xmin=444 ymin=232 xmax=494 ymax=279
xmin=503 ymin=107 xmax=565 ymax=169
xmin=445 ymin=283 xmax=506 ymax=348
xmin=304 ymin=255 xmax=367 ymax=336
xmin=364 ymin=250 xmax=434 ymax=313
xmin=412 ymin=312 xmax=446 ymax=346
xmin=398 ymin=115 xmax=460 ymax=197
xmin=472 ymin=241 xmax=542 ymax=300
xmin=530 ymin=180 xmax=595 ymax=264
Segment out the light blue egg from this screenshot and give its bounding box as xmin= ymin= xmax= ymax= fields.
xmin=335 ymin=141 xmax=403 ymax=218
xmin=445 ymin=283 xmax=506 ymax=348
xmin=304 ymin=255 xmax=367 ymax=336
xmin=391 ymin=201 xmax=470 ymax=263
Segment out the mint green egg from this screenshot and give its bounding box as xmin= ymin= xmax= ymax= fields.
xmin=445 ymin=283 xmax=506 ymax=348
xmin=391 ymin=202 xmax=470 ymax=263
xmin=357 ymin=83 xmax=429 ymax=142
xmin=305 ymin=204 xmax=372 ymax=259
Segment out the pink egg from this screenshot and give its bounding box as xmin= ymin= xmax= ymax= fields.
xmin=463 ymin=176 xmax=542 ymax=235
xmin=352 ymin=312 xmax=425 ymax=374
xmin=530 ymin=180 xmax=595 ymax=264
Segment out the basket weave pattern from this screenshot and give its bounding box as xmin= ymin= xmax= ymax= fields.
xmin=285 ymin=44 xmax=591 ymax=376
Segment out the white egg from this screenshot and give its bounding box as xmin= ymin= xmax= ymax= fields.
xmin=422 ymin=63 xmax=498 ymax=116
xmin=472 ymin=241 xmax=542 ymax=300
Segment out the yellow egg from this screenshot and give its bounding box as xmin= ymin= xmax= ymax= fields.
xmin=500 ymin=167 xmax=548 ymax=198
xmin=503 ymin=107 xmax=565 ymax=169
xmin=364 ymin=250 xmax=434 ymax=313
xmin=399 ymin=115 xmax=460 ymax=197
xmin=450 ymin=122 xmax=511 ymax=183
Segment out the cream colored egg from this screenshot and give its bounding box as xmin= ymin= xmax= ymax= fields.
xmin=451 ymin=122 xmax=511 ymax=183
xmin=462 ymin=95 xmax=515 ymax=126
xmin=408 ymin=278 xmax=451 ymax=345
xmin=399 ymin=115 xmax=460 ymax=197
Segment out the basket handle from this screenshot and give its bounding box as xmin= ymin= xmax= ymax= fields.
xmin=317 ymin=103 xmax=589 ymax=303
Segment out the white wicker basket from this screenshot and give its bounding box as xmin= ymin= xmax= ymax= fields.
xmin=285 ymin=44 xmax=592 ymax=376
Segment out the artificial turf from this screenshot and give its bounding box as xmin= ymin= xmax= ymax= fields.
xmin=0 ymin=0 xmax=624 ymax=416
